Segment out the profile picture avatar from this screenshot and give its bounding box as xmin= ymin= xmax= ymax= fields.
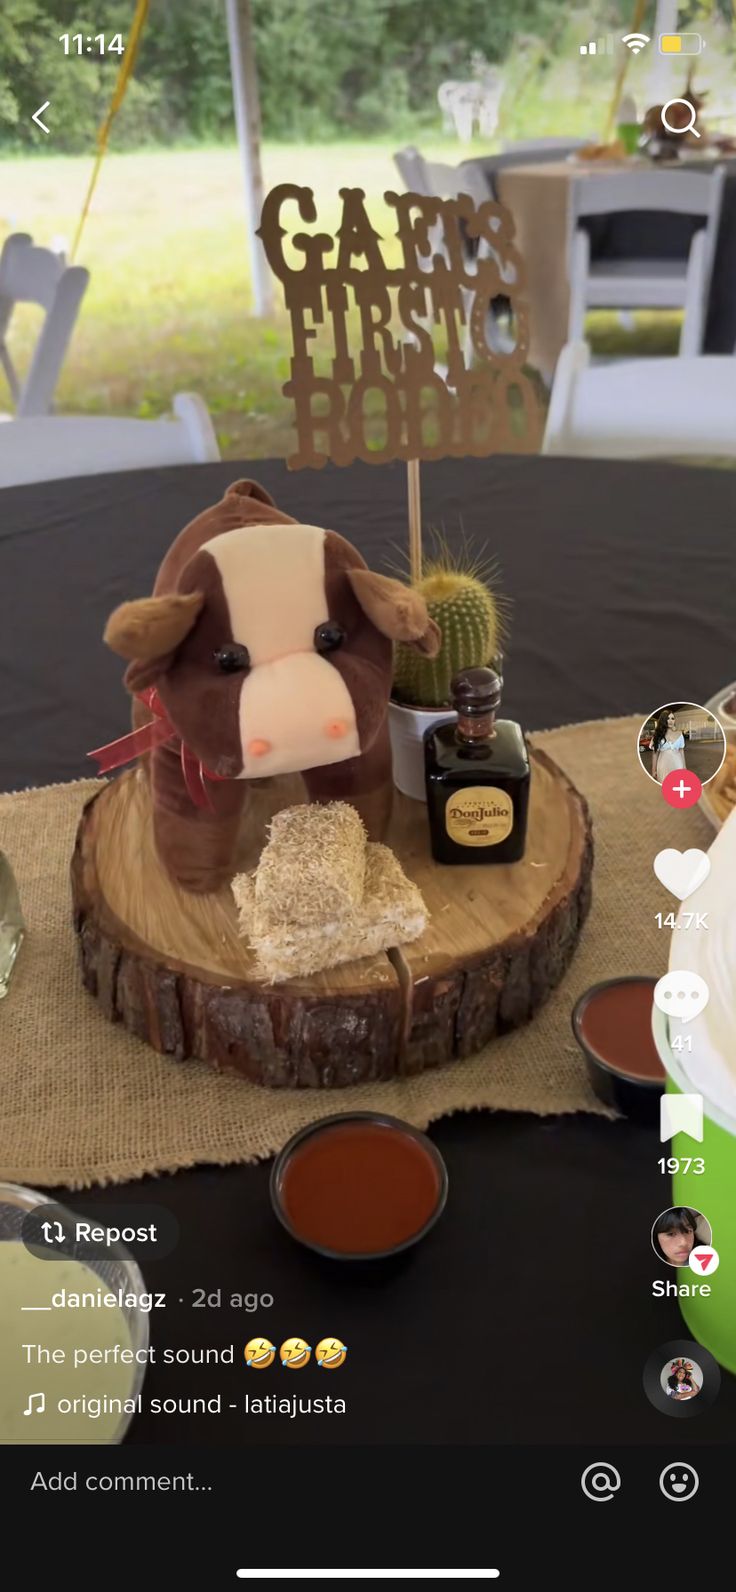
xmin=651 ymin=1206 xmax=712 ymax=1268
xmin=638 ymin=702 xmax=726 ymax=787
xmin=661 ymin=1357 xmax=702 ymax=1402
xmin=643 ymin=1338 xmax=721 ymax=1418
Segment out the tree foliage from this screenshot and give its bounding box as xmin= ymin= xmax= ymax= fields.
xmin=0 ymin=0 xmax=568 ymax=150
xmin=0 ymin=0 xmax=733 ymax=152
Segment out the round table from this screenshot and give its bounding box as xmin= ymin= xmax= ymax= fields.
xmin=2 ymin=452 xmax=735 ymax=1448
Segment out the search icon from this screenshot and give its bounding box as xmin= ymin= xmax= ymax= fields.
xmin=661 ymin=98 xmax=701 ymax=138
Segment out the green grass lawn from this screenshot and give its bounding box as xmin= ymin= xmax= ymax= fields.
xmin=0 ymin=141 xmax=682 ymax=460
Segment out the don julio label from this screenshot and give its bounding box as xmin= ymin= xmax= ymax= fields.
xmin=445 ymin=786 xmax=514 ymax=847
xmin=425 ymin=676 xmax=530 ymax=865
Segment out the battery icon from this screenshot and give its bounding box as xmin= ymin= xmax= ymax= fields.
xmin=659 ymin=33 xmax=704 ymax=54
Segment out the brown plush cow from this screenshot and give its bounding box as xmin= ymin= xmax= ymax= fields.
xmin=103 ymin=480 xmax=440 ymax=893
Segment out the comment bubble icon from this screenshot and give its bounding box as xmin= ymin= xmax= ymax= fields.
xmin=654 ymin=970 xmax=709 ymax=1024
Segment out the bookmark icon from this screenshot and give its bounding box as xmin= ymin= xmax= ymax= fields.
xmin=659 ymin=1093 xmax=704 ymax=1144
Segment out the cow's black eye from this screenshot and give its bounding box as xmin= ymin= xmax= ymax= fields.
xmin=314 ymin=620 xmax=346 ymax=654
xmin=214 ymin=643 xmax=250 ymax=673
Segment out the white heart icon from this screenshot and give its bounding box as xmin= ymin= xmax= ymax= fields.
xmin=653 ymin=848 xmax=711 ymax=902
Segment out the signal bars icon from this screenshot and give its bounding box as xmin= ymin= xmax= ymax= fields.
xmin=580 ymin=36 xmax=616 ymax=56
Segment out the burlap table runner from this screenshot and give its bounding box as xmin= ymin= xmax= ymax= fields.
xmin=496 ymin=161 xmax=574 ymax=380
xmin=0 ymin=716 xmax=713 ymax=1188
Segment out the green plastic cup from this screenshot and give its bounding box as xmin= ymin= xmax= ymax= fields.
xmin=653 ymin=1005 xmax=736 ymax=1374
xmin=617 ymin=121 xmax=640 ymax=156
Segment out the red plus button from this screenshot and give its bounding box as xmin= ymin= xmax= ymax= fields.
xmin=661 ymin=769 xmax=703 ymax=808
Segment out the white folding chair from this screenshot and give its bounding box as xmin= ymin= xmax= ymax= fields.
xmin=417 ymin=155 xmax=497 ymax=219
xmin=0 ymin=392 xmax=221 ymax=488
xmin=393 ymin=152 xmax=517 ymax=362
xmin=394 ymin=149 xmax=494 ymax=224
xmin=393 ymin=147 xmax=432 ymax=197
xmin=437 ymin=72 xmax=504 ymax=143
xmin=543 ymin=338 xmax=736 ymax=460
xmin=567 ymin=167 xmax=725 ymax=357
xmin=0 ymin=233 xmax=90 ymax=417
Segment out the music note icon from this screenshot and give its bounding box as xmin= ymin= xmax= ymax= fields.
xmin=23 ymin=1392 xmax=45 ymax=1416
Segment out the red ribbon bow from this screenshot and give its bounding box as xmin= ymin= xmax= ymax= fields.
xmin=88 ymin=686 xmax=225 ymax=811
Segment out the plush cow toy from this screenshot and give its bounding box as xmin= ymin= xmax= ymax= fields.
xmin=102 ymin=480 xmax=440 ymax=893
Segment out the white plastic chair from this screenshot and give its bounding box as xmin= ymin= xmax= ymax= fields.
xmin=438 ymin=72 xmax=504 ymax=143
xmin=394 ymin=149 xmax=494 ymax=218
xmin=543 ymin=339 xmax=736 ymax=460
xmin=393 ymin=151 xmax=516 ymax=362
xmin=0 ymin=392 xmax=221 ymax=488
xmin=0 ymin=233 xmax=90 ymax=417
xmin=413 ymin=155 xmax=495 ymax=214
xmin=567 ymin=167 xmax=725 ymax=357
xmin=393 ymin=146 xmax=432 ymax=197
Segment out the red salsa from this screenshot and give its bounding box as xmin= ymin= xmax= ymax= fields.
xmin=280 ymin=1120 xmax=442 ymax=1255
xmin=577 ymin=978 xmax=665 ymax=1082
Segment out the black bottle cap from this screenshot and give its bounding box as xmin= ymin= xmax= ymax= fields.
xmin=451 ymin=666 xmax=502 ymax=715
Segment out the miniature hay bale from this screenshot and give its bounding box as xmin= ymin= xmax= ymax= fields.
xmin=231 ymin=870 xmax=257 ymax=935
xmin=254 ymin=801 xmax=366 ymax=927
xmin=235 ymin=844 xmax=427 ymax=983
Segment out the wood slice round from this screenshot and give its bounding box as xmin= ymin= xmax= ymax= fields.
xmin=71 ymin=747 xmax=593 ymax=1088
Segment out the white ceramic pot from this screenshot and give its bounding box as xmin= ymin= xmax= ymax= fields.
xmin=388 ymin=699 xmax=456 ymax=802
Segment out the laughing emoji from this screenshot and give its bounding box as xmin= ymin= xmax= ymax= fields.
xmin=315 ymin=1338 xmax=347 ymax=1370
xmin=244 ymin=1338 xmax=276 ymax=1369
xmin=280 ymin=1337 xmax=311 ymax=1369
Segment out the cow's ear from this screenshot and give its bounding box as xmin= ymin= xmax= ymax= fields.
xmin=347 ymin=570 xmax=442 ymax=657
xmin=104 ymin=592 xmax=204 ymax=692
xmin=105 ymin=593 xmax=204 ymax=660
xmin=224 ymin=479 xmax=277 ymax=509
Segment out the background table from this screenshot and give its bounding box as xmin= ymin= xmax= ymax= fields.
xmin=2 ymin=453 xmax=736 ymax=1445
xmin=469 ymin=157 xmax=736 ymax=377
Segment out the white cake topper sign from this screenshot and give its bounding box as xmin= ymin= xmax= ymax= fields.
xmin=257 ymin=183 xmax=543 ymax=473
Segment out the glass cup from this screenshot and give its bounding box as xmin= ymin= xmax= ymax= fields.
xmin=0 ymin=851 xmax=24 ymax=998
xmin=0 ymin=1182 xmax=150 ymax=1442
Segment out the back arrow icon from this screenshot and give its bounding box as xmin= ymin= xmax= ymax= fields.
xmin=32 ymin=101 xmax=50 ymax=134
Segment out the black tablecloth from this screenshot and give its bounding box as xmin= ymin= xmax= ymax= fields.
xmin=2 ymin=454 xmax=735 ymax=1446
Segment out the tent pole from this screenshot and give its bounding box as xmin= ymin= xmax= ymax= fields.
xmin=225 ymin=0 xmax=274 ymax=317
xmin=648 ymin=0 xmax=681 ymax=100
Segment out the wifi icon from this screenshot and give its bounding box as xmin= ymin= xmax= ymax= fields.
xmin=622 ymin=31 xmax=650 ymax=53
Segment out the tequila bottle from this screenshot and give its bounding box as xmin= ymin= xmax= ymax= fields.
xmin=424 ymin=667 xmax=530 ymax=864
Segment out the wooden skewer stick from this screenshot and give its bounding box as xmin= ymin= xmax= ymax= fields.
xmin=407 ymin=456 xmax=422 ymax=585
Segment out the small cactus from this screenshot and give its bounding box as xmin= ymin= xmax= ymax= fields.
xmin=393 ymin=564 xmax=504 ymax=708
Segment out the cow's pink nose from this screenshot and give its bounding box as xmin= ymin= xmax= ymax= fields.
xmin=248 ymin=738 xmax=272 ymax=758
xmin=325 ymin=719 xmax=349 ymax=740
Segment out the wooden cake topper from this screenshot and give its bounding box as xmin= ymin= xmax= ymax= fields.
xmin=257 ymin=183 xmax=544 ymax=475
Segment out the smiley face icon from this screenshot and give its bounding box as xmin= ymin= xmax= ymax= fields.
xmin=280 ymin=1337 xmax=311 ymax=1369
xmin=315 ymin=1337 xmax=348 ymax=1370
xmin=659 ymin=1463 xmax=699 ymax=1502
xmin=244 ymin=1337 xmax=276 ymax=1369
